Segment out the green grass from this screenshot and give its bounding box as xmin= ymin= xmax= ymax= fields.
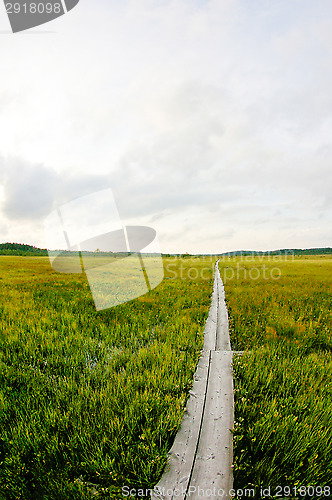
xmin=0 ymin=255 xmax=215 ymax=499
xmin=2 ymin=253 xmax=332 ymax=499
xmin=218 ymin=255 xmax=332 ymax=496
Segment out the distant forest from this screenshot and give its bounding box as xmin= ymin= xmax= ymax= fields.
xmin=0 ymin=242 xmax=332 ymax=257
xmin=220 ymin=247 xmax=332 ymax=256
xmin=0 ymin=243 xmax=48 ymax=256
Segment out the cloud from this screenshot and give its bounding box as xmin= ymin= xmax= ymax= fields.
xmin=0 ymin=156 xmax=109 ymax=222
xmin=0 ymin=0 xmax=332 ymax=252
xmin=2 ymin=158 xmax=57 ymax=220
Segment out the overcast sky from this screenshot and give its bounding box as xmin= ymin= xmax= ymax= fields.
xmin=0 ymin=0 xmax=331 ymax=254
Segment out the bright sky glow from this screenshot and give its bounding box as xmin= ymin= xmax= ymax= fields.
xmin=0 ymin=0 xmax=331 ymax=253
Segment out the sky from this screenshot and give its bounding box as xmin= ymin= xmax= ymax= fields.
xmin=0 ymin=0 xmax=331 ymax=254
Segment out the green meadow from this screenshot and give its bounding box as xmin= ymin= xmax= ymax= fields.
xmin=1 ymin=253 xmax=332 ymax=499
xmin=218 ymin=255 xmax=332 ymax=496
xmin=0 ymin=256 xmax=214 ymax=499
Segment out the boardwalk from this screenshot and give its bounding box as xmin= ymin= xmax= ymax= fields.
xmin=152 ymin=261 xmax=234 ymax=500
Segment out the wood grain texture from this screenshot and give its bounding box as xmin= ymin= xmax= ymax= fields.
xmin=152 ymin=261 xmax=234 ymax=500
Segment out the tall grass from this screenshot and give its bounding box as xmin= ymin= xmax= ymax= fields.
xmin=4 ymin=253 xmax=330 ymax=499
xmin=218 ymin=256 xmax=332 ymax=495
xmin=0 ymin=256 xmax=214 ymax=499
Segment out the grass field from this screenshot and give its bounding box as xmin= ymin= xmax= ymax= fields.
xmin=1 ymin=253 xmax=332 ymax=499
xmin=0 ymin=255 xmax=214 ymax=499
xmin=218 ymin=255 xmax=332 ymax=496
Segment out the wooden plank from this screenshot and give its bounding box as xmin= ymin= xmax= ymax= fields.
xmin=152 ymin=261 xmax=234 ymax=499
xmin=216 ymin=269 xmax=231 ymax=352
xmin=151 ymin=351 xmax=210 ymax=500
xmin=188 ymin=351 xmax=234 ymax=499
xmin=202 ymin=272 xmax=218 ymax=351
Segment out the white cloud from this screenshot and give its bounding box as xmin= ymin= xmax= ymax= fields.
xmin=0 ymin=0 xmax=331 ymax=252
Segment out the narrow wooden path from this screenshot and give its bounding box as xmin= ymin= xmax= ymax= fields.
xmin=152 ymin=261 xmax=234 ymax=500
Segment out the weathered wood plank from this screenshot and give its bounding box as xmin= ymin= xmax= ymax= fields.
xmin=202 ymin=272 xmax=218 ymax=351
xmin=189 ymin=351 xmax=234 ymax=499
xmin=151 ymin=351 xmax=210 ymax=500
xmin=152 ymin=260 xmax=234 ymax=500
xmin=216 ymin=268 xmax=231 ymax=352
